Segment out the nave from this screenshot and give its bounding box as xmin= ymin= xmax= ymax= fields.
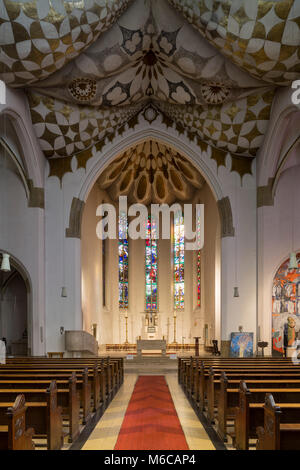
xmin=82 ymin=367 xmax=215 ymax=451
xmin=3 ymin=355 xmax=300 ymax=451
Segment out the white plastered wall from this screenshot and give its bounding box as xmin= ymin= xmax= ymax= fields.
xmin=257 ymin=87 xmax=300 ymax=354
xmin=0 ymin=86 xmax=45 ymax=356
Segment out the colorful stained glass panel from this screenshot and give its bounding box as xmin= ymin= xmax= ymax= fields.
xmin=119 ymin=212 xmax=128 ymax=308
xmin=174 ymin=213 xmax=184 ymax=309
xmin=145 ymin=216 xmax=158 ymax=311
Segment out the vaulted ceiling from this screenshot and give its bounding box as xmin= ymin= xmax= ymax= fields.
xmin=97 ymin=139 xmax=205 ymax=204
xmin=0 ymin=0 xmax=299 ymax=180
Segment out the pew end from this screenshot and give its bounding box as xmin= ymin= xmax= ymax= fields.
xmin=0 ymin=394 xmax=35 ymax=450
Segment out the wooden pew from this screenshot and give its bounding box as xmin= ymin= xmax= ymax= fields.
xmin=0 ymin=356 xmax=124 ymax=417
xmin=217 ymin=373 xmax=300 ymax=441
xmin=193 ymin=363 xmax=300 ymax=414
xmin=180 ymin=357 xmax=298 ymax=397
xmin=0 ymin=394 xmax=35 ymax=450
xmin=0 ymin=356 xmax=124 ymax=449
xmin=0 ymin=368 xmax=91 ymax=425
xmin=2 ymin=356 xmax=124 ymax=399
xmin=0 ymin=381 xmax=63 ymax=450
xmin=178 ymin=357 xmax=300 ymax=450
xmin=235 ymin=382 xmax=300 ymax=450
xmin=0 ymin=373 xmax=79 ymax=443
xmin=207 ymin=367 xmax=300 ymax=424
xmin=256 ymin=394 xmax=300 ymax=450
xmin=0 ymin=365 xmax=101 ymax=415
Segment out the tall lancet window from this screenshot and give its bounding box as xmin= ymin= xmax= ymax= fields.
xmin=174 ymin=212 xmax=184 ymax=309
xmin=197 ymin=250 xmax=201 ymax=307
xmin=145 ymin=216 xmax=158 ymax=311
xmin=119 ymin=212 xmax=128 ymax=308
xmin=196 ymin=211 xmax=201 ymax=308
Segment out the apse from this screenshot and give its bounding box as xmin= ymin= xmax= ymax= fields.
xmin=81 ymin=139 xmax=220 ymax=350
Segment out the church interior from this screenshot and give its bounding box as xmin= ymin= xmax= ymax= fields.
xmin=0 ymin=0 xmax=300 ymax=452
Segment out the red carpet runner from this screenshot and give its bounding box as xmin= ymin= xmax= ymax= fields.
xmin=114 ymin=376 xmax=189 ymax=450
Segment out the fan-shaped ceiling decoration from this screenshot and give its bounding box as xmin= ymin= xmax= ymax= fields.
xmin=0 ymin=0 xmax=299 ymax=180
xmin=97 ymin=140 xmax=205 ymax=204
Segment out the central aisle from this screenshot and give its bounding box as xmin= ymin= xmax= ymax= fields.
xmin=83 ymin=373 xmax=215 ymax=450
xmin=115 ymin=376 xmax=188 ymax=450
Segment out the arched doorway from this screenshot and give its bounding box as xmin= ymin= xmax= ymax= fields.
xmin=272 ymin=253 xmax=300 ymax=357
xmin=80 ymin=139 xmax=221 ymax=351
xmin=0 ymin=255 xmax=31 ymax=356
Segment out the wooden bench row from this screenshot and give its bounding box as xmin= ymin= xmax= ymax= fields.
xmin=0 ymin=356 xmax=124 ymax=450
xmin=178 ymin=356 xmax=300 ymax=450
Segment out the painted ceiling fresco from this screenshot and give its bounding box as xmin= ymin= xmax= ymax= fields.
xmin=0 ymin=0 xmax=299 ymax=179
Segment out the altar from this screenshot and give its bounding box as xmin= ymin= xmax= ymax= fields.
xmin=137 ymin=339 xmax=166 ymax=357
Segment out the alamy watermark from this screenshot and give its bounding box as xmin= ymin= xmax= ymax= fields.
xmin=291 ymin=80 xmax=300 ymax=105
xmin=96 ymin=196 xmax=204 ymax=251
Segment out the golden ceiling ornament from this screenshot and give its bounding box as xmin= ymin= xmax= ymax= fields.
xmin=201 ymin=82 xmax=231 ymax=105
xmin=68 ymin=78 xmax=97 ymax=102
xmin=76 ymin=148 xmax=93 ymax=171
xmin=231 ymin=154 xmax=254 ymax=180
xmin=211 ymin=147 xmax=227 ymax=170
xmin=48 ymin=156 xmax=73 ymax=185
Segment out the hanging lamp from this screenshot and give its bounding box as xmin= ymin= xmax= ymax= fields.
xmin=233 ymin=286 xmax=240 ymax=298
xmin=61 ymin=286 xmax=67 ymax=298
xmin=0 ymin=253 xmax=11 ymax=272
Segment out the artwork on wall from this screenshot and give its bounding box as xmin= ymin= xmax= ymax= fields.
xmin=230 ymin=332 xmax=253 ymax=357
xmin=272 ymin=253 xmax=300 ymax=356
xmin=174 ymin=213 xmax=184 ymax=309
xmin=145 ymin=216 xmax=158 ymax=311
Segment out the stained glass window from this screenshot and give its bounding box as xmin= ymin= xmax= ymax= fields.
xmin=145 ymin=216 xmax=158 ymax=311
xmin=174 ymin=213 xmax=184 ymax=309
xmin=119 ymin=212 xmax=128 ymax=308
xmin=196 ymin=210 xmax=201 ymax=307
xmin=197 ymin=250 xmax=201 ymax=307
xmin=102 ymin=239 xmax=106 ymax=307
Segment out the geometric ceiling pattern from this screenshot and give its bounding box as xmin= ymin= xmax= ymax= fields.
xmin=97 ymin=139 xmax=206 ymax=204
xmin=0 ymin=0 xmax=300 ymax=178
xmin=169 ymin=0 xmax=300 ymax=85
xmin=0 ymin=0 xmax=132 ymax=86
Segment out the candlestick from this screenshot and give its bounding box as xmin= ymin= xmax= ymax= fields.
xmin=172 ymin=312 xmax=177 ymax=344
xmin=124 ymin=311 xmax=128 ymax=344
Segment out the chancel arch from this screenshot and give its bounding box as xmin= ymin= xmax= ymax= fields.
xmin=80 ymin=138 xmax=221 ymax=351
